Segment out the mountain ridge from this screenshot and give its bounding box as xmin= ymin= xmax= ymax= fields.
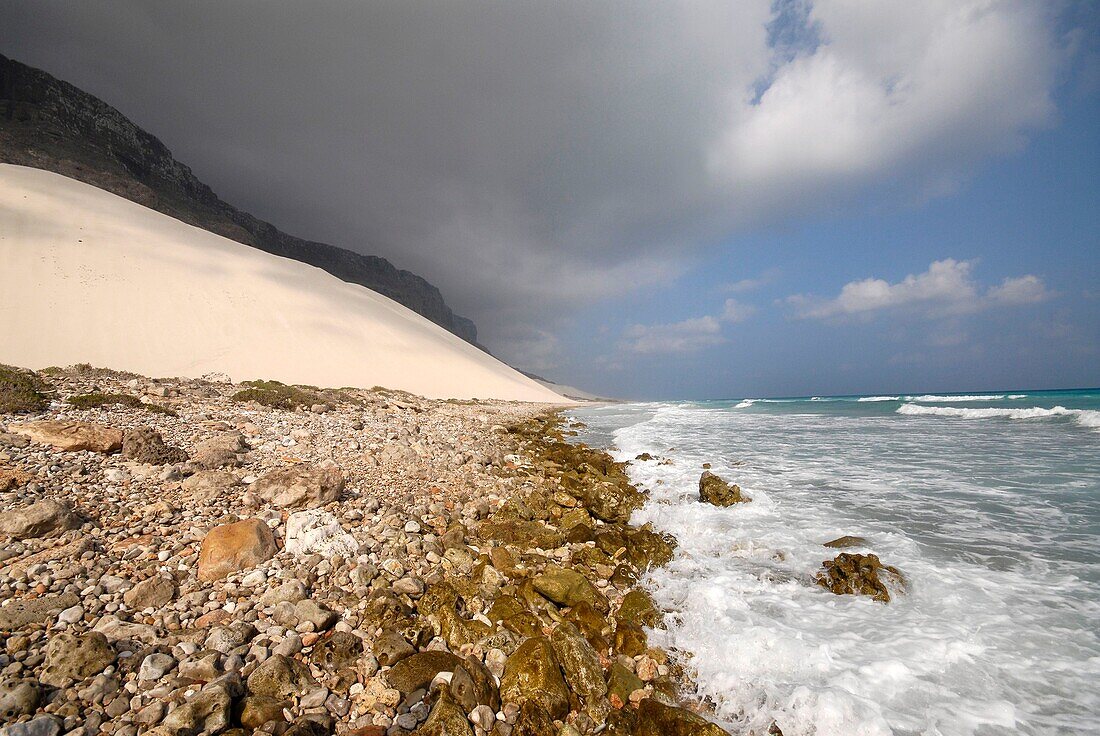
xmin=0 ymin=52 xmax=481 ymax=346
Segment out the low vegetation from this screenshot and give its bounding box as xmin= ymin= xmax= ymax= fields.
xmin=0 ymin=365 xmax=52 ymax=413
xmin=232 ymin=379 xmax=325 ymax=410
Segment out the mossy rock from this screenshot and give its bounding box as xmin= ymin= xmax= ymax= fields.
xmin=634 ymin=698 xmax=731 ymax=736
xmin=499 ymin=637 xmax=570 ymax=720
xmin=0 ymin=365 xmax=51 ymax=414
xmin=699 ymin=471 xmax=750 ymax=506
xmin=511 ymin=700 xmax=557 ymax=736
xmin=479 ymin=518 xmax=564 ymax=550
xmin=815 ymin=552 xmax=904 ymax=603
xmin=418 ymin=691 xmax=475 ymax=736
xmin=606 ymin=662 xmax=644 ymax=707
xmin=385 ymin=650 xmax=463 ymax=693
xmin=532 ymin=566 xmax=609 ymax=613
xmin=613 ymin=624 xmax=648 ymax=657
xmin=617 ymin=590 xmax=661 ymax=629
xmin=550 ymin=622 xmax=608 ymax=721
xmin=625 ymin=527 xmax=676 ymax=570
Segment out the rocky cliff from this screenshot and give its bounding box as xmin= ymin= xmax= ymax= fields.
xmin=0 ymin=53 xmax=480 ymax=346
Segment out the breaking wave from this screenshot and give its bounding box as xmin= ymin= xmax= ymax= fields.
xmin=898 ymin=403 xmax=1100 ymax=430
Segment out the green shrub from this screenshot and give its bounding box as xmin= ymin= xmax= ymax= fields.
xmin=145 ymin=403 xmax=178 ymax=417
xmin=0 ymin=365 xmax=52 ymax=414
xmin=67 ymin=393 xmax=144 ymax=410
xmin=232 ymin=380 xmax=323 ymax=410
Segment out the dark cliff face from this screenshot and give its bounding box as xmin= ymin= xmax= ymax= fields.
xmin=0 ymin=53 xmax=480 ymax=346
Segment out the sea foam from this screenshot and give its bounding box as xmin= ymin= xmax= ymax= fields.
xmin=898 ymin=403 xmax=1100 ymax=430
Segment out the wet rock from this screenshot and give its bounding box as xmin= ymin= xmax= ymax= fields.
xmin=613 ymin=625 xmax=647 ymax=657
xmin=285 ymin=509 xmax=357 ymax=557
xmin=246 ymin=654 xmax=317 ymax=699
xmin=634 ymin=697 xmax=731 ymax=736
xmin=510 ymin=700 xmax=556 ymax=736
xmin=8 ymin=420 xmax=123 ymax=453
xmin=251 ymin=463 xmax=344 ymax=509
xmin=0 ymin=678 xmax=40 ymax=720
xmin=448 ymin=655 xmax=500 ymax=713
xmin=698 ymin=471 xmax=750 ymax=506
xmin=550 ymin=622 xmax=608 ymax=721
xmin=385 ymin=650 xmax=462 ymax=693
xmin=234 ymin=694 xmax=289 ymax=730
xmin=606 ymin=662 xmax=643 ymax=709
xmin=624 ymin=527 xmax=675 ymax=570
xmin=616 ymin=589 xmax=662 ymax=629
xmin=532 ymin=566 xmax=609 ymax=613
xmin=197 ymin=518 xmax=277 ymax=581
xmin=161 ymin=679 xmax=234 ymax=734
xmin=123 ymin=576 xmax=177 ymax=610
xmin=121 ymin=426 xmax=188 ymax=465
xmin=417 ymin=691 xmax=473 ymax=736
xmin=478 ymin=518 xmax=564 ymax=550
xmin=823 ymin=535 xmax=867 ymax=549
xmin=815 ymin=552 xmax=904 ymax=603
xmin=0 ymin=499 xmax=80 ymax=539
xmin=499 ymin=636 xmax=570 ymax=720
xmin=39 ymin=632 xmax=115 ymax=687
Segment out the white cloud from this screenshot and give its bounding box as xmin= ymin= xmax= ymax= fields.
xmin=789 ymin=258 xmax=1052 ymax=319
xmin=721 ymin=269 xmax=780 ymax=294
xmin=721 ymin=298 xmax=757 ymax=323
xmin=620 ymin=316 xmax=726 ymax=355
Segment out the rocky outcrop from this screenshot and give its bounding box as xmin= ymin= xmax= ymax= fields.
xmin=121 ymin=426 xmax=188 ymax=465
xmin=699 ymin=471 xmax=750 ymax=506
xmin=251 ymin=464 xmax=345 ymax=509
xmin=815 ymin=552 xmax=904 ymax=603
xmin=8 ymin=421 xmax=122 ymax=453
xmin=0 ymin=53 xmax=481 ymax=346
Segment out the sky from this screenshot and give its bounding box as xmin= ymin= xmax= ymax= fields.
xmin=1 ymin=0 xmax=1098 ymax=399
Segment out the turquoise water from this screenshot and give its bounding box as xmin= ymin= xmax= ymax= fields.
xmin=571 ymin=389 xmax=1100 ymax=736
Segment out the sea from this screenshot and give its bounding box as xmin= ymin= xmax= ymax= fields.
xmin=567 ymin=389 xmax=1100 ymax=736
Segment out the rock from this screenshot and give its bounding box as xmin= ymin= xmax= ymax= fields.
xmin=1 ymin=537 xmax=93 ymax=577
xmin=0 ymin=678 xmax=40 ymax=720
xmin=204 ymin=621 xmax=257 ymax=653
xmin=310 ymin=631 xmax=363 ymax=674
xmin=616 ymin=589 xmax=661 ymax=629
xmin=246 ymin=654 xmax=316 ymax=699
xmin=550 ymin=622 xmax=608 ymax=721
xmin=92 ymin=614 xmax=159 ymax=644
xmin=161 ymin=680 xmax=234 ymax=734
xmin=698 ymin=471 xmax=750 ymax=506
xmin=0 ymin=465 xmax=33 ymax=492
xmin=234 ymin=694 xmax=288 ymax=730
xmin=371 ymin=630 xmax=416 ymax=668
xmin=613 ymin=625 xmax=647 ymax=657
xmin=181 ymin=470 xmax=241 ymax=501
xmin=292 ymin=599 xmax=337 ymax=631
xmin=251 ymin=463 xmax=345 ymax=509
xmin=0 ymin=716 xmax=62 ymax=736
xmin=139 ymin=652 xmax=177 ymax=681
xmin=815 ymin=552 xmax=904 ymax=603
xmin=0 ymin=593 xmax=80 ymax=629
xmin=284 ymin=509 xmax=357 ymax=557
xmin=448 ymin=655 xmax=500 ymax=713
xmin=499 ymin=637 xmax=569 ymax=720
xmin=510 ymin=700 xmax=557 ymax=736
xmin=385 ymin=650 xmax=461 ymax=693
xmin=259 ymin=579 xmax=309 ymax=606
xmin=39 ymin=631 xmax=115 ymax=687
xmin=532 ymin=566 xmax=609 ymax=613
xmin=416 ymin=691 xmax=474 ymax=736
xmin=0 ymin=499 xmax=80 ymax=539
xmin=197 ymin=518 xmax=276 ymax=581
xmin=634 ymin=698 xmax=731 ymax=736
xmin=624 ymin=527 xmax=675 ymax=570
xmin=823 ymin=535 xmax=867 ymax=549
xmin=192 ymin=432 xmax=248 ymax=469
xmin=8 ymin=421 xmax=123 ymax=453
xmin=121 ymin=426 xmax=188 ymax=465
xmin=605 ymin=662 xmax=643 ymax=708
xmin=123 ymin=576 xmax=177 ymax=610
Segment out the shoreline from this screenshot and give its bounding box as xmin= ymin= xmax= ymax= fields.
xmin=0 ymin=363 xmax=731 ymax=735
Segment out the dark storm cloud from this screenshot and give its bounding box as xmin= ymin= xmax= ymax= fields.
xmin=0 ymin=1 xmax=1064 ymax=366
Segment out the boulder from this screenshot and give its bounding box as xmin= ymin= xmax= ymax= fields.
xmin=123 ymin=576 xmax=177 ymax=610
xmin=161 ymin=680 xmax=234 ymax=734
xmin=0 ymin=593 xmax=80 ymax=630
xmin=699 ymin=471 xmax=750 ymax=506
xmin=251 ymin=464 xmax=344 ymax=509
xmin=634 ymin=698 xmax=731 ymax=736
xmin=417 ymin=691 xmax=474 ymax=736
xmin=310 ymin=631 xmax=363 ymax=674
xmin=448 ymin=655 xmax=500 ymax=713
xmin=532 ymin=566 xmax=609 ymax=613
xmin=0 ymin=465 xmax=33 ymax=492
xmin=0 ymin=499 xmax=80 ymax=539
xmin=385 ymin=650 xmax=461 ymax=693
xmin=8 ymin=421 xmax=123 ymax=453
xmin=284 ymin=509 xmax=358 ymax=557
xmin=815 ymin=553 xmax=904 ymax=603
xmin=0 ymin=678 xmax=40 ymax=720
xmin=371 ymin=630 xmax=416 ymax=668
xmin=606 ymin=662 xmax=643 ymax=708
xmin=192 ymin=432 xmax=248 ymax=469
xmin=39 ymin=632 xmax=115 ymax=687
xmin=182 ymin=470 xmax=241 ymax=501
xmin=550 ymin=622 xmax=608 ymax=721
xmin=234 ymin=694 xmax=289 ymax=730
xmin=510 ymin=700 xmax=557 ymax=736
xmin=617 ymin=589 xmax=661 ymax=629
xmin=197 ymin=519 xmax=276 ymax=582
xmin=499 ymin=637 xmax=570 ymax=720
xmin=0 ymin=716 xmax=62 ymax=736
xmin=121 ymin=426 xmax=188 ymax=465
xmin=246 ymin=654 xmax=316 ymax=699
xmin=823 ymin=535 xmax=867 ymax=549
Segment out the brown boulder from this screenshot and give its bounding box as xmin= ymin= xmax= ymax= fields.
xmin=499 ymin=637 xmax=569 ymax=720
xmin=633 ymin=698 xmax=731 ymax=736
xmin=0 ymin=499 xmax=80 ymax=539
xmin=699 ymin=471 xmax=750 ymax=506
xmin=122 ymin=426 xmax=188 ymax=465
xmin=197 ymin=519 xmax=276 ymax=582
xmin=9 ymin=420 xmax=122 ymax=452
xmin=251 ymin=463 xmax=344 ymax=509
xmin=815 ymin=552 xmax=904 ymax=603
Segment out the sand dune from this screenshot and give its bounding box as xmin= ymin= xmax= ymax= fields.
xmin=0 ymin=164 xmax=567 ymax=402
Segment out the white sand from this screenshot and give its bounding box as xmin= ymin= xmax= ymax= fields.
xmin=0 ymin=165 xmax=567 ymax=403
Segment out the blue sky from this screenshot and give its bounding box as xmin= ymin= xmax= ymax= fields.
xmin=2 ymin=1 xmax=1097 ymax=400
xmin=551 ymin=9 xmax=1100 ymax=400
